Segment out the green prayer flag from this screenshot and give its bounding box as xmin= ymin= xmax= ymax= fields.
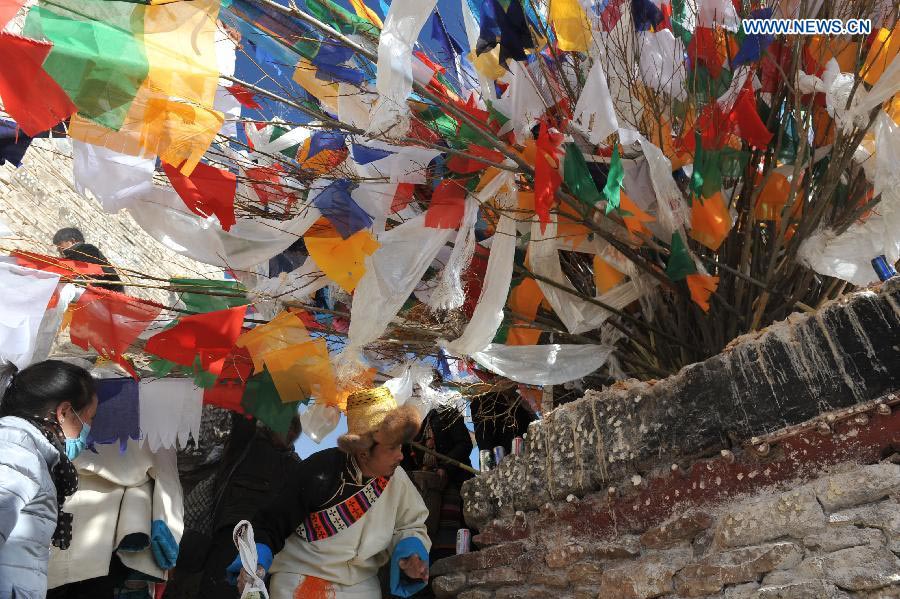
xmin=603 ymin=145 xmax=624 ymax=215
xmin=192 ymin=356 xmax=217 ymax=389
xmin=690 ymin=133 xmax=723 ymax=200
xmin=24 ymin=1 xmax=150 ymax=130
xmin=171 ymin=278 xmax=247 ymax=314
xmin=148 ymin=358 xmax=177 ymax=377
xmin=564 ymin=144 xmax=603 ymax=206
xmin=671 ymin=0 xmax=693 ymax=44
xmin=241 ymin=368 xmax=301 ymax=434
xmin=665 ymin=232 xmax=697 ymax=281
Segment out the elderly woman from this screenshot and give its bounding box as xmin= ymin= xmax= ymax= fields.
xmin=0 ymin=360 xmax=97 ymax=599
xmin=232 ymin=387 xmax=430 ymax=599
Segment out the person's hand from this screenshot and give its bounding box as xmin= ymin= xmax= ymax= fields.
xmin=237 ymin=565 xmax=266 ymax=594
xmin=398 ymin=554 xmax=429 ymax=582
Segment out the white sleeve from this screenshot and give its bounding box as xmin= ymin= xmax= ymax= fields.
xmin=390 ymin=468 xmax=431 ymax=554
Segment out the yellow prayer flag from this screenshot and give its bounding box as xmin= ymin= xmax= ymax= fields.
xmin=235 ymin=311 xmax=311 ymax=372
xmin=306 ymin=226 xmax=380 ymax=292
xmin=550 ymin=0 xmax=592 ymax=52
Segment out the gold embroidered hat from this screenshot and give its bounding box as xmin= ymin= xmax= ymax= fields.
xmin=345 ymin=386 xmax=397 ymax=436
xmin=338 ymin=386 xmax=421 ymax=453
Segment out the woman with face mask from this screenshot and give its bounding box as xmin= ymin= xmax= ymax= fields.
xmin=0 ymin=359 xmax=97 ymax=599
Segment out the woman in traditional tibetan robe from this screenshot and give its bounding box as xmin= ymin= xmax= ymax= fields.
xmin=232 ymin=387 xmax=431 ymax=599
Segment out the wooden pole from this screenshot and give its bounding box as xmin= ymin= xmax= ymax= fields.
xmin=409 ymin=441 xmax=480 ymax=476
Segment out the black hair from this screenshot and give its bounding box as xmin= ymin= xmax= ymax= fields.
xmin=52 ymin=227 xmax=85 ymax=245
xmin=0 ymin=360 xmax=95 ymax=419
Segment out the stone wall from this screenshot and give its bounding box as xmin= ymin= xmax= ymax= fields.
xmin=433 ymin=460 xmax=900 ymax=598
xmin=0 ymin=138 xmax=218 ymax=304
xmin=435 ymin=280 xmax=900 ymax=598
xmin=462 ymin=280 xmax=900 ymax=529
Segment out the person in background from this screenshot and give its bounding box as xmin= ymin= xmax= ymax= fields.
xmin=0 ymin=360 xmax=97 ymax=599
xmin=52 ymin=227 xmax=125 ymax=293
xmin=232 ymin=387 xmax=431 ymax=599
xmin=402 ymin=405 xmax=474 ymax=566
xmin=469 ymin=387 xmax=536 ymax=456
xmin=165 ymin=414 xmax=303 ymax=599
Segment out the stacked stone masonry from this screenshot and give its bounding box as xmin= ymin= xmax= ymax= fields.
xmin=0 ymin=138 xmax=217 ymax=305
xmin=434 ymin=462 xmax=900 ymax=599
xmin=438 ymin=281 xmax=900 ymax=598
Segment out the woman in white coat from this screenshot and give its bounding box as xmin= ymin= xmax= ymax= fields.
xmin=0 ymin=360 xmax=97 ymax=599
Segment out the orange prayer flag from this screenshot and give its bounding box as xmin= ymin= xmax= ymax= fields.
xmin=306 ymin=224 xmax=380 ymax=292
xmin=557 ymin=201 xmax=589 ymax=248
xmin=235 ymin=310 xmax=311 ymax=372
xmin=263 ymin=338 xmax=337 ymax=404
xmin=861 ymin=27 xmax=899 ymax=85
xmin=690 ymin=192 xmax=732 ymax=251
xmin=348 ymin=0 xmax=383 ymax=28
xmin=619 ymin=193 xmax=654 ymax=240
xmin=686 ymin=273 xmax=719 ymax=312
xmin=506 ymin=326 xmax=542 ymax=346
xmin=509 ymin=277 xmax=544 ymax=322
xmin=755 ymin=172 xmax=801 ymax=223
xmin=593 ymin=255 xmax=626 ymax=295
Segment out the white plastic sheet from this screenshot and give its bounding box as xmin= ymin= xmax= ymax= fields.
xmin=345 ymin=214 xmax=453 ymax=356
xmin=799 ymin=112 xmax=900 ymax=285
xmin=299 ymin=402 xmax=341 ymax=443
xmin=471 ymin=343 xmax=614 ymax=385
xmin=638 ymin=30 xmax=687 ymax=102
xmin=233 ymin=521 xmax=269 ymax=599
xmin=139 ymin=379 xmax=203 ymax=452
xmin=127 ymin=188 xmax=320 ymax=270
xmin=31 ymin=283 xmax=81 ymax=366
xmin=698 ymin=0 xmax=739 ymax=30
xmin=249 ymin=260 xmax=327 ymax=305
xmin=352 ymin=141 xmax=443 ymax=185
xmin=573 ymin=57 xmax=619 ymax=145
xmin=214 ymin=28 xmax=241 ymax=141
xmin=529 ymin=217 xmax=614 ymax=334
xmin=440 ymin=193 xmax=517 ymax=355
xmin=427 ymin=196 xmax=479 ymax=311
xmin=0 ymin=263 xmax=60 ymax=370
xmin=72 ymin=140 xmax=155 ymax=213
xmin=367 ymin=0 xmax=438 ymax=137
xmin=494 ymin=60 xmax=547 ymax=140
xmin=637 ymin=134 xmax=690 ymax=236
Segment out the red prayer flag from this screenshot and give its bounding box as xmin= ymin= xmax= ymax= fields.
xmin=730 ymin=86 xmax=773 ymax=148
xmin=12 ymin=250 xmax=107 ymax=277
xmin=0 ymin=0 xmax=24 ymax=29
xmin=245 ymin=165 xmax=295 ymax=207
xmin=425 ymin=179 xmax=468 ymax=229
xmin=203 ymin=346 xmax=253 ymax=412
xmin=687 ymin=27 xmax=724 ymax=79
xmin=446 ymin=144 xmax=505 ymax=174
xmin=145 ymin=305 xmax=248 ymax=368
xmin=534 ymin=122 xmax=562 ymax=232
xmin=163 ymin=161 xmax=238 ymax=231
xmin=70 ymin=288 xmax=162 ymax=377
xmin=391 ymin=182 xmax=416 ymax=213
xmin=225 ymin=84 xmax=263 ymax=110
xmin=0 ymin=33 xmax=77 ymax=137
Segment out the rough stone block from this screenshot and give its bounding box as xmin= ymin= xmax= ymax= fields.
xmin=433 ymin=573 xmax=467 ymax=597
xmin=467 ymin=567 xmax=520 ymax=589
xmin=714 ymin=487 xmax=826 ymax=547
xmin=803 ymin=524 xmax=885 ymax=552
xmin=527 ymin=565 xmax=570 ymax=588
xmin=544 ymin=402 xmax=590 ymax=500
xmin=597 ymin=549 xmax=692 ymax=599
xmin=494 ymin=587 xmax=558 ymax=599
xmin=722 ymin=582 xmax=760 ymax=598
xmin=458 ymin=590 xmax=493 ymax=599
xmin=756 ymin=580 xmax=848 ymax=599
xmin=831 ymin=500 xmax=900 ymax=554
xmin=640 ymin=511 xmax=714 ymax=549
xmin=583 ymin=536 xmax=642 ymax=560
xmin=769 ymin=545 xmax=900 ymax=591
xmin=567 ymin=561 xmax=604 ymax=585
xmin=431 ymin=541 xmax=528 ymax=577
xmin=811 ymin=464 xmax=900 ymax=512
xmin=675 ymin=542 xmax=803 ymax=596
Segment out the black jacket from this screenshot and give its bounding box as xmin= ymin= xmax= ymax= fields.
xmin=62 ymin=242 xmax=125 ymax=293
xmin=402 ymin=408 xmax=474 ymax=487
